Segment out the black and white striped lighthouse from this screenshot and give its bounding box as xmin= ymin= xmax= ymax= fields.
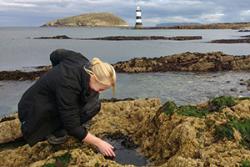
xmin=135 ymin=5 xmax=143 ymax=29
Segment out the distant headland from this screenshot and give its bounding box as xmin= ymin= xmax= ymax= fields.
xmin=42 ymin=12 xmax=128 ymax=27
xmin=142 ymin=22 xmax=250 ymax=30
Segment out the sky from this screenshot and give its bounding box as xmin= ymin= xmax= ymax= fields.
xmin=0 ymin=0 xmax=250 ymax=27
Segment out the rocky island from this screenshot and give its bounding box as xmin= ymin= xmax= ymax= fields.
xmin=42 ymin=12 xmax=128 ymax=27
xmin=1 ymin=96 xmax=250 ymax=166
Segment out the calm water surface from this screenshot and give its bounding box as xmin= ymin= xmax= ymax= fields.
xmin=0 ymin=27 xmax=249 ymax=117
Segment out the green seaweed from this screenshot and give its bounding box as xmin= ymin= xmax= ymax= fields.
xmin=177 ymin=105 xmax=209 ymax=118
xmin=43 ymin=152 xmax=71 ymax=167
xmin=214 ymin=123 xmax=234 ymax=141
xmin=214 ymin=119 xmax=250 ymax=149
xmin=230 ymin=119 xmax=250 ymax=149
xmin=43 ymin=164 xmax=55 ymax=167
xmin=162 ymin=101 xmax=177 ymax=116
xmin=241 ymin=160 xmax=250 ymax=167
xmin=95 ymin=162 xmax=100 ymax=167
xmin=209 ymin=96 xmax=236 ymax=111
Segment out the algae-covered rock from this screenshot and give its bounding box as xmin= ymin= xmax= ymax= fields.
xmin=0 ymin=97 xmax=250 ymax=166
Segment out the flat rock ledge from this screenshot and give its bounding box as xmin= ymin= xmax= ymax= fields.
xmin=113 ymin=52 xmax=250 ymax=73
xmin=34 ymin=35 xmax=202 ymax=41
xmin=210 ymin=34 xmax=250 ymax=43
xmin=1 ymin=97 xmax=250 ymax=167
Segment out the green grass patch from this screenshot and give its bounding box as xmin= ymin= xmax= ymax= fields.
xmin=214 ymin=119 xmax=250 ymax=149
xmin=241 ymin=160 xmax=250 ymax=167
xmin=43 ymin=152 xmax=71 ymax=167
xmin=209 ymin=96 xmax=236 ymax=111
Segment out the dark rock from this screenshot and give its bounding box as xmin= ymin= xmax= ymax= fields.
xmin=85 ymin=36 xmax=202 ymax=41
xmin=241 ymin=35 xmax=250 ymax=38
xmin=100 ymin=98 xmax=135 ymax=103
xmin=239 ymin=30 xmax=250 ymax=32
xmin=113 ymin=52 xmax=250 ymax=73
xmin=34 ymin=35 xmax=202 ymax=41
xmin=240 ymin=82 xmax=247 ymax=85
xmin=34 ymin=35 xmax=71 ymax=39
xmin=226 ymin=81 xmax=231 ymax=83
xmin=0 ymin=70 xmax=48 ymax=81
xmin=230 ymin=88 xmax=238 ymax=92
xmin=211 ymin=38 xmax=250 ymax=43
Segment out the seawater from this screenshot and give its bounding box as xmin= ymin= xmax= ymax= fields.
xmin=0 ymin=27 xmax=250 ymax=117
xmin=0 ymin=27 xmax=250 ymax=70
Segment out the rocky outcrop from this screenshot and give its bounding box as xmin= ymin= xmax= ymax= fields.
xmin=210 ymin=33 xmax=250 ymax=43
xmin=0 ymin=70 xmax=48 ymax=81
xmin=42 ymin=12 xmax=128 ymax=27
xmin=34 ymin=35 xmax=202 ymax=41
xmin=79 ymin=36 xmax=202 ymax=41
xmin=113 ymin=52 xmax=250 ymax=73
xmin=211 ymin=38 xmax=250 ymax=43
xmin=1 ymin=97 xmax=250 ymax=166
xmin=0 ymin=52 xmax=250 ymax=81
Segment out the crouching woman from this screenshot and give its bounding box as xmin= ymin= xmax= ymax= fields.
xmin=18 ymin=49 xmax=116 ymax=157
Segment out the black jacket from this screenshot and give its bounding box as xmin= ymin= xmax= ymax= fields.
xmin=18 ymin=49 xmax=101 ymax=146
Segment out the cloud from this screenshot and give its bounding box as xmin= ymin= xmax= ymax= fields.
xmin=200 ymin=13 xmax=225 ymax=23
xmin=0 ymin=0 xmax=249 ymax=26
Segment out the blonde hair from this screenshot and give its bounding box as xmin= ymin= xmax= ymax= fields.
xmin=84 ymin=57 xmax=116 ymax=96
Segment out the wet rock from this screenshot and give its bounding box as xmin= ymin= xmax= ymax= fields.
xmin=0 ymin=70 xmax=48 ymax=81
xmin=240 ymin=82 xmax=247 ymax=85
xmin=84 ymin=36 xmax=202 ymax=41
xmin=34 ymin=35 xmax=71 ymax=39
xmin=239 ymin=30 xmax=250 ymax=32
xmin=34 ymin=35 xmax=202 ymax=41
xmin=241 ymin=35 xmax=250 ymax=38
xmin=210 ymin=38 xmax=250 ymax=43
xmin=113 ymin=52 xmax=250 ymax=73
xmin=100 ymin=98 xmax=135 ymax=103
xmin=230 ymin=88 xmax=238 ymax=92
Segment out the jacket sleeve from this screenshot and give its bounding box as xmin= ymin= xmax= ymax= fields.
xmin=56 ymin=80 xmax=88 ymax=140
xmin=80 ymin=92 xmax=101 ymax=124
xmin=50 ymin=49 xmax=83 ymax=67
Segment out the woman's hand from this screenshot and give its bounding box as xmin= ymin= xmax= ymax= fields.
xmin=96 ymin=139 xmax=116 ymax=157
xmin=83 ymin=132 xmax=116 ymax=157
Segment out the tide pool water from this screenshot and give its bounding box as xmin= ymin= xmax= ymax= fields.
xmin=0 ymin=71 xmax=249 ymax=118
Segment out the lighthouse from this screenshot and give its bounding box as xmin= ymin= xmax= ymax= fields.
xmin=135 ymin=5 xmax=143 ymax=29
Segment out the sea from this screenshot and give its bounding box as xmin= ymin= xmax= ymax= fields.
xmin=0 ymin=27 xmax=250 ymax=117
